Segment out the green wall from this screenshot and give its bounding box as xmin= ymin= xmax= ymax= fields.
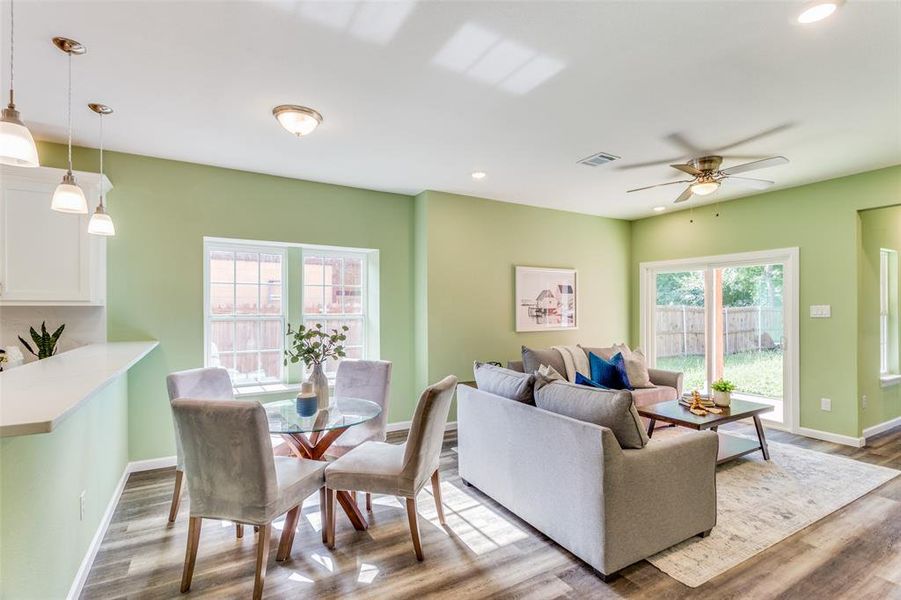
xmin=631 ymin=165 xmax=901 ymax=437
xmin=415 ymin=191 xmax=632 ymax=416
xmin=0 ymin=375 xmax=129 ymax=599
xmin=858 ymin=205 xmax=901 ymax=430
xmin=39 ymin=142 xmax=415 ymax=461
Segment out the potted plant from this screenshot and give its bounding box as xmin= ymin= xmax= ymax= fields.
xmin=711 ymin=378 xmax=736 ymax=407
xmin=18 ymin=322 xmax=65 ymax=360
xmin=284 ymin=323 xmax=348 ymax=409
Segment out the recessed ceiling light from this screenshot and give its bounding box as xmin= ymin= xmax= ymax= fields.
xmin=471 ymin=171 xmax=487 ymax=180
xmin=653 ymin=206 xmax=666 ymax=212
xmin=797 ymin=1 xmax=842 ymax=24
xmin=272 ymin=105 xmax=322 ymax=137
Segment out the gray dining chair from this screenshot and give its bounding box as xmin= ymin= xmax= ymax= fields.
xmin=326 ymin=359 xmax=393 ymax=510
xmin=166 ymin=367 xmax=234 ymax=523
xmin=324 ymin=375 xmax=457 ymax=560
xmin=172 ymin=398 xmax=326 ymax=600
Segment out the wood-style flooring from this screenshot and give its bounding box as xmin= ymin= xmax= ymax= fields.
xmin=81 ymin=424 xmax=901 ymax=599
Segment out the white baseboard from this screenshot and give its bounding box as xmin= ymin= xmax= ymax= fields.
xmin=797 ymin=427 xmax=865 ymax=448
xmin=386 ymin=420 xmax=457 ymax=434
xmin=862 ymin=415 xmax=901 ymax=440
xmin=66 ymin=466 xmax=130 ymax=600
xmin=127 ymin=455 xmax=177 ymax=473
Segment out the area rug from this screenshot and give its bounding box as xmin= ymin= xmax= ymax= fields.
xmin=645 ymin=430 xmax=898 ymax=588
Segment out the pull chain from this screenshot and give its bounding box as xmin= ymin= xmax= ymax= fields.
xmin=8 ymin=0 xmax=14 ymax=107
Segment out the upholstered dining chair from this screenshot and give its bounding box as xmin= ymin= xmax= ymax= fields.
xmin=171 ymin=399 xmax=326 ymax=600
xmin=326 ymin=359 xmax=393 ymax=510
xmin=324 ymin=375 xmax=457 ymax=560
xmin=166 ymin=367 xmax=234 ymax=523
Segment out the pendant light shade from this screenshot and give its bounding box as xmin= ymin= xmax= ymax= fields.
xmin=51 ymin=37 xmax=87 ymax=214
xmin=51 ymin=172 xmax=88 ymax=213
xmin=88 ymin=103 xmax=114 ymax=237
xmin=0 ymin=0 xmax=39 ymax=167
xmin=88 ymin=205 xmax=115 ymax=236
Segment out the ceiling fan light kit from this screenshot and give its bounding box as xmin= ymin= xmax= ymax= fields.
xmin=51 ymin=36 xmax=89 ymax=214
xmin=0 ymin=0 xmax=40 ymax=167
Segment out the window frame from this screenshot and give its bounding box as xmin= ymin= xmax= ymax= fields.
xmin=880 ymin=248 xmax=898 ymax=376
xmin=203 ymin=241 xmax=288 ymax=388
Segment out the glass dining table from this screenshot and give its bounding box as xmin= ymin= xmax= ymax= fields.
xmin=264 ymin=396 xmax=381 ymax=531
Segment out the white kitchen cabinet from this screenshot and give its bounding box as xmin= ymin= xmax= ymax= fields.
xmin=0 ymin=165 xmax=111 ymax=305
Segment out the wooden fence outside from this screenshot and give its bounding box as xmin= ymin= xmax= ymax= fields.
xmin=655 ymin=305 xmax=783 ymax=358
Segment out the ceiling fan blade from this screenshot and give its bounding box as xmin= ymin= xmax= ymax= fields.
xmin=674 ymin=187 xmax=694 ymax=203
xmin=670 ymin=163 xmax=703 ymax=176
xmin=712 ymin=123 xmax=794 ymax=153
xmin=720 ymin=156 xmax=788 ymax=175
xmin=627 ymin=180 xmax=692 ymax=193
xmin=722 ymin=176 xmax=775 ymax=190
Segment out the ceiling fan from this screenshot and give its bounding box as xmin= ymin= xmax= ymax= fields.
xmin=627 ymin=155 xmax=789 ymax=203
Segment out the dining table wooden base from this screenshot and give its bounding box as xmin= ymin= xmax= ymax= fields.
xmin=280 ymin=431 xmax=368 ymax=531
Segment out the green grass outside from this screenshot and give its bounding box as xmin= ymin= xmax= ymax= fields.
xmin=656 ymin=349 xmax=783 ymax=399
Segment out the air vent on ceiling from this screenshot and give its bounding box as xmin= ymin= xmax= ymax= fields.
xmin=578 ymin=152 xmax=620 ymax=167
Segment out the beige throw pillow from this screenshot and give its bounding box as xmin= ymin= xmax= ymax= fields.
xmin=612 ymin=343 xmax=655 ymax=389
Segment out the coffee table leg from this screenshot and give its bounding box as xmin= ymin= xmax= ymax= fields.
xmin=646 ymin=418 xmax=656 ymax=438
xmin=752 ymin=415 xmax=770 ymax=460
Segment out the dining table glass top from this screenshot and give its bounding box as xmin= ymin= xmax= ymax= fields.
xmin=264 ymin=396 xmax=381 ymax=434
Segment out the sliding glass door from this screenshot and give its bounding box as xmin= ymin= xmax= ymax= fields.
xmin=642 ymin=250 xmax=797 ymax=429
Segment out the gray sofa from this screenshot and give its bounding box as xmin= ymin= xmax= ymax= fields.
xmin=457 ymin=382 xmax=718 ymax=579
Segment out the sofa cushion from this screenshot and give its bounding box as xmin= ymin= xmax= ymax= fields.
xmin=521 ymin=345 xmax=567 ymax=378
xmin=473 ymin=362 xmax=536 ymax=404
xmin=534 ymin=381 xmax=649 ymax=449
xmin=588 ymin=351 xmax=632 ymax=390
xmin=579 ymin=345 xmax=615 ymax=360
xmin=631 ymin=385 xmax=678 ymax=409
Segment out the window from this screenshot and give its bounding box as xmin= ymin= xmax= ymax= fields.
xmin=880 ymin=248 xmax=898 ymax=375
xmin=205 ymin=243 xmax=286 ymax=387
xmin=302 ymin=249 xmax=367 ymax=378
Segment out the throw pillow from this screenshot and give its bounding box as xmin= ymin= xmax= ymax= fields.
xmin=612 ymin=343 xmax=654 ymax=389
xmin=533 ymin=363 xmax=566 ymax=391
xmin=534 ymin=381 xmax=649 ymax=449
xmin=588 ymin=351 xmax=632 ymax=390
xmin=473 ymin=361 xmax=536 ymax=404
xmin=575 ymin=372 xmax=608 ymax=389
xmin=521 ymin=346 xmax=567 ymax=378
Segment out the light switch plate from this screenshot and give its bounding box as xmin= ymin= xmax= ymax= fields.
xmin=810 ymin=304 xmax=831 ymax=318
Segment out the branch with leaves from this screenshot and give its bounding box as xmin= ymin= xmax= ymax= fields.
xmin=18 ymin=321 xmax=65 ymax=360
xmin=283 ymin=322 xmax=349 ymax=368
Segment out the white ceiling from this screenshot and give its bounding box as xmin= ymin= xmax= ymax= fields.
xmin=7 ymin=1 xmax=901 ymax=219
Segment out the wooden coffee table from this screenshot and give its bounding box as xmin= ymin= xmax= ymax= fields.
xmin=638 ymin=398 xmax=774 ymax=464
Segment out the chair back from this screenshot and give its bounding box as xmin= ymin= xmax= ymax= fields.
xmin=402 ymin=375 xmax=457 ymax=488
xmin=171 ymin=399 xmax=278 ymax=523
xmin=166 ymin=367 xmax=234 ymax=469
xmin=333 ymin=360 xmax=392 ymax=445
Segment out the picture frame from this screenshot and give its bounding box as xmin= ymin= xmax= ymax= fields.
xmin=515 ymin=266 xmax=578 ymax=332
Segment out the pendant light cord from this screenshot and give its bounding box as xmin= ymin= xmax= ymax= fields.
xmin=8 ymin=0 xmax=14 ymax=107
xmin=98 ymin=111 xmax=104 ymax=208
xmin=66 ymin=51 xmax=73 ymax=173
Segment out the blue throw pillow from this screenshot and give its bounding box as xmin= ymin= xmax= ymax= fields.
xmin=575 ymin=371 xmax=608 ymax=389
xmin=588 ymin=352 xmax=632 ymax=390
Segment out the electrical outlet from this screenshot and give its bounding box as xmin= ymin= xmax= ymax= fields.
xmin=80 ymin=491 xmax=86 ymax=521
xmin=862 ymin=395 xmax=868 ymax=410
xmin=820 ymin=398 xmax=832 ymax=412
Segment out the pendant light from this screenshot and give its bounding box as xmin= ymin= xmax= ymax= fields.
xmin=87 ymin=103 xmax=115 ymax=236
xmin=0 ymin=0 xmax=40 ymax=167
xmin=50 ymin=37 xmax=88 ymax=213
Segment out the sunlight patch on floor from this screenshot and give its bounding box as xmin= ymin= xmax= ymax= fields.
xmin=357 ymin=562 xmax=380 ymax=584
xmin=311 ymin=552 xmax=335 ymax=572
xmin=288 ymin=572 xmax=315 ymax=584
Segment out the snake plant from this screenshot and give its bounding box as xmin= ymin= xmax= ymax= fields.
xmin=18 ymin=321 xmax=65 ymax=360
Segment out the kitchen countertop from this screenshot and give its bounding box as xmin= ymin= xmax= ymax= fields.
xmin=0 ymin=341 xmax=158 ymax=437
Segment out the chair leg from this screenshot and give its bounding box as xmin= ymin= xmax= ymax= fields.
xmin=320 ymin=488 xmax=328 ymax=543
xmin=180 ymin=516 xmax=202 ymax=593
xmin=366 ymin=492 xmax=372 ymax=512
xmin=277 ymin=506 xmax=300 ymax=561
xmin=236 ymin=524 xmax=244 ymax=539
xmin=405 ymin=497 xmax=424 ymax=561
xmin=326 ymin=488 xmax=336 ymax=549
xmin=168 ymin=469 xmax=184 ymax=523
xmin=253 ymin=523 xmax=271 ymax=600
xmin=430 ymin=470 xmax=446 ymax=526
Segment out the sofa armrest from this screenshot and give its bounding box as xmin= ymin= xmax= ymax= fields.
xmin=602 ymin=431 xmax=718 ymax=572
xmin=648 ymin=368 xmax=683 ymax=397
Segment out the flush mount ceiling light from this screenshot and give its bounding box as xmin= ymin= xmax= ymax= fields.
xmin=87 ymin=103 xmax=115 ymax=237
xmin=0 ymin=0 xmax=40 ymax=167
xmin=51 ymin=37 xmax=88 ymax=214
xmin=471 ymin=171 xmax=487 ymax=180
xmin=272 ymin=105 xmax=322 ymax=137
xmin=797 ymin=0 xmax=843 ymax=24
